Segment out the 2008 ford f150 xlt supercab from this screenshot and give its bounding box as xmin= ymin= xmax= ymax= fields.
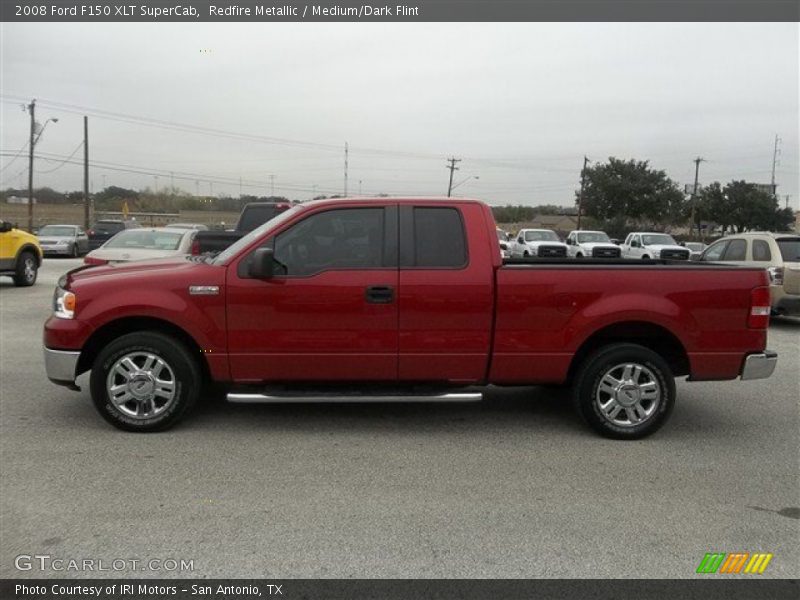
xmin=44 ymin=197 xmax=777 ymax=438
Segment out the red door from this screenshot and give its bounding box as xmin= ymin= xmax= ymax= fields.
xmin=397 ymin=203 xmax=495 ymax=384
xmin=225 ymin=205 xmax=399 ymax=382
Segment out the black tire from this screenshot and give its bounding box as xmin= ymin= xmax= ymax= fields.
xmin=572 ymin=343 xmax=675 ymax=440
xmin=12 ymin=251 xmax=38 ymax=286
xmin=641 ymin=255 xmax=650 ymax=260
xmin=575 ymin=253 xmax=584 ymax=259
xmin=523 ymin=251 xmax=530 ymax=257
xmin=90 ymin=331 xmax=201 ymax=432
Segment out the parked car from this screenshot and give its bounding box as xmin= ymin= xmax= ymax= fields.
xmin=698 ymin=232 xmax=800 ymax=316
xmin=682 ymin=241 xmax=707 ymax=260
xmin=83 ymin=227 xmax=198 ymax=266
xmin=0 ymin=220 xmax=42 ymax=286
xmin=87 ymin=219 xmax=141 ymax=250
xmin=510 ymin=228 xmax=568 ymax=258
xmin=565 ymin=230 xmax=621 ymax=258
xmin=37 ymin=224 xmax=89 ymax=257
xmin=192 ymin=202 xmax=292 ymax=255
xmin=621 ymin=232 xmax=690 ymax=260
xmin=496 ymin=228 xmax=511 ymax=259
xmin=166 ymin=223 xmax=209 ymax=231
xmin=45 ymin=198 xmax=776 ymax=439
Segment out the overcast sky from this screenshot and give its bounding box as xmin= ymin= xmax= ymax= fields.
xmin=1 ymin=22 xmax=798 ymax=208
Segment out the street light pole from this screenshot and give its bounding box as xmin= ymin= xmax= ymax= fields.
xmin=27 ymin=100 xmax=35 ymax=232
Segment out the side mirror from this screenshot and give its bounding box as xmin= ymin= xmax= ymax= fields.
xmin=0 ymin=221 xmax=12 ymax=233
xmin=249 ymin=247 xmax=275 ymax=279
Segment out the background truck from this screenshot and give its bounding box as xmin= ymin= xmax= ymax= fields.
xmin=44 ymin=198 xmax=776 ymax=439
xmin=565 ymin=230 xmax=622 ymax=258
xmin=621 ymin=232 xmax=690 ymax=260
xmin=510 ymin=228 xmax=568 ymax=258
xmin=191 ymin=201 xmax=292 ymax=255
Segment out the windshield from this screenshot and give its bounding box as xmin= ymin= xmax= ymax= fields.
xmin=93 ymin=222 xmax=125 ymax=234
xmin=776 ymin=238 xmax=800 ymax=262
xmin=38 ymin=226 xmax=76 ymax=237
xmin=576 ymin=232 xmax=610 ymax=243
xmin=641 ymin=234 xmax=677 ymax=246
xmin=105 ymin=230 xmax=184 ymax=250
xmin=524 ymin=230 xmax=559 ymax=242
xmin=496 ymin=230 xmax=508 ymax=241
xmin=214 ymin=204 xmax=304 ymax=264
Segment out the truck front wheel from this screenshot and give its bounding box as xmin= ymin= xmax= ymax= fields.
xmin=573 ymin=343 xmax=675 ymax=439
xmin=90 ymin=331 xmax=200 ymax=432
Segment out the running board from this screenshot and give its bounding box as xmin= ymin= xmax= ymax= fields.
xmin=227 ymin=391 xmax=483 ymax=404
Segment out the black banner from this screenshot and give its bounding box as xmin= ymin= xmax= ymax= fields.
xmin=1 ymin=0 xmax=799 ymax=22
xmin=2 ymin=579 xmax=799 ymax=600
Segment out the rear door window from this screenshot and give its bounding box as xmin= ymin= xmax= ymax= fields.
xmin=408 ymin=207 xmax=467 ymax=268
xmin=752 ymin=239 xmax=772 ymax=262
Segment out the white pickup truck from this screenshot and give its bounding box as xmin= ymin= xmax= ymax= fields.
xmin=565 ymin=230 xmax=621 ymax=259
xmin=510 ymin=229 xmax=568 ymax=258
xmin=621 ymin=232 xmax=690 ymax=260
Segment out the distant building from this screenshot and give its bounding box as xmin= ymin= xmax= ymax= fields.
xmin=528 ymin=214 xmax=579 ymax=236
xmin=6 ymin=196 xmax=36 ymax=205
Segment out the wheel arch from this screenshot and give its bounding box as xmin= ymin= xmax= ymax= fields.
xmin=76 ymin=316 xmax=211 ymax=381
xmin=567 ymin=320 xmax=690 ymax=380
xmin=15 ymin=243 xmax=42 ymax=266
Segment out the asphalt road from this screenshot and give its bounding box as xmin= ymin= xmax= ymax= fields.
xmin=1 ymin=258 xmax=798 ymax=579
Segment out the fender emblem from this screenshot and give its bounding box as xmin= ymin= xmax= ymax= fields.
xmin=189 ymin=285 xmax=220 ymax=295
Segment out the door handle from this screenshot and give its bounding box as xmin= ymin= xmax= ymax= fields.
xmin=365 ymin=285 xmax=394 ymax=304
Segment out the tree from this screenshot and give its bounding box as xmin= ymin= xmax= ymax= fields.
xmin=698 ymin=180 xmax=793 ymax=233
xmin=578 ymin=158 xmax=686 ymax=229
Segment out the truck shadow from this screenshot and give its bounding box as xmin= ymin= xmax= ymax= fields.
xmin=188 ymin=385 xmax=587 ymax=437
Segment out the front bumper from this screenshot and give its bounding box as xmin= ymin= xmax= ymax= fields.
xmin=740 ymin=351 xmax=778 ymax=381
xmin=42 ymin=246 xmax=72 ymax=255
xmin=44 ymin=347 xmax=81 ymax=388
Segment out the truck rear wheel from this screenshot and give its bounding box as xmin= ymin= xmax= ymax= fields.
xmin=90 ymin=331 xmax=200 ymax=432
xmin=573 ymin=343 xmax=675 ymax=439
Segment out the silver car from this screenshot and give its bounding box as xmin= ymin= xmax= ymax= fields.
xmin=37 ymin=224 xmax=89 ymax=257
xmin=84 ymin=227 xmax=197 ymax=265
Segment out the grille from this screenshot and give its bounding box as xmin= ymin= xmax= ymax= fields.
xmin=592 ymin=247 xmax=621 ymax=258
xmin=660 ymin=249 xmax=690 ymax=260
xmin=537 ymin=245 xmax=567 ymax=258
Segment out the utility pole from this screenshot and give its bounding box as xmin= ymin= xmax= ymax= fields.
xmin=27 ymin=99 xmax=35 ymax=232
xmin=83 ymin=116 xmax=90 ymax=229
xmin=359 ymin=179 xmax=362 ymax=195
xmin=270 ymin=174 xmax=275 ymax=197
xmin=577 ymin=156 xmax=589 ymax=230
xmin=239 ymin=176 xmax=242 ymax=199
xmin=446 ymin=157 xmax=461 ymax=197
xmin=170 ymin=171 xmax=175 ymax=193
xmin=785 ymin=195 xmax=791 ymax=209
xmin=344 ymin=142 xmax=349 ymax=196
xmin=691 ymin=157 xmax=704 ymax=240
xmin=770 ymin=134 xmax=781 ymax=198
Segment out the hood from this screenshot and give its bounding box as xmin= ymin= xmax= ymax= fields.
xmin=86 ymin=248 xmax=185 ymax=262
xmin=644 ymin=244 xmax=685 ymax=253
xmin=9 ymin=228 xmax=40 ymax=245
xmin=578 ymin=242 xmax=617 ymax=250
xmin=524 ymin=240 xmax=568 ymax=249
xmin=68 ymin=256 xmax=198 ymax=286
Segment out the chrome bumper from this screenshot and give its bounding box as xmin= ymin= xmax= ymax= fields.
xmin=740 ymin=351 xmax=778 ymax=381
xmin=44 ymin=347 xmax=81 ymax=388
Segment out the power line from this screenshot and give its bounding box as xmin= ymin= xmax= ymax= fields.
xmin=35 ymin=141 xmax=85 ymax=173
xmin=0 ymin=139 xmax=30 ymax=173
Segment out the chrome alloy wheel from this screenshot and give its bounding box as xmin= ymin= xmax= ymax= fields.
xmin=106 ymin=352 xmax=177 ymax=419
xmin=23 ymin=257 xmax=36 ymax=282
xmin=595 ymin=362 xmax=661 ymax=427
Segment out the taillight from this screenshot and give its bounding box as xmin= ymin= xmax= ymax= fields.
xmin=767 ymin=266 xmax=784 ymax=286
xmin=88 ymin=229 xmax=94 ymax=236
xmin=84 ymin=256 xmax=108 ymax=266
xmin=748 ymin=286 xmax=771 ymax=329
xmin=191 ymin=239 xmax=201 ymax=255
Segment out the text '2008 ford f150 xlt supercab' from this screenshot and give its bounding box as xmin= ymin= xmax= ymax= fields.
xmin=44 ymin=197 xmax=777 ymax=439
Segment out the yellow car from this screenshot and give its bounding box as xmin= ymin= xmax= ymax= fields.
xmin=0 ymin=220 xmax=43 ymax=286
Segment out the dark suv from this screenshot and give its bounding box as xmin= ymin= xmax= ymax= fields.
xmin=87 ymin=220 xmax=140 ymax=250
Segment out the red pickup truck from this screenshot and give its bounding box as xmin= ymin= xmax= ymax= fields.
xmin=44 ymin=198 xmax=777 ymax=438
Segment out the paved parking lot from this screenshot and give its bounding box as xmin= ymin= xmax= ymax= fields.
xmin=1 ymin=258 xmax=798 ymax=579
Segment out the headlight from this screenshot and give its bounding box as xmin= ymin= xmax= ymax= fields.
xmin=53 ymin=287 xmax=76 ymax=319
